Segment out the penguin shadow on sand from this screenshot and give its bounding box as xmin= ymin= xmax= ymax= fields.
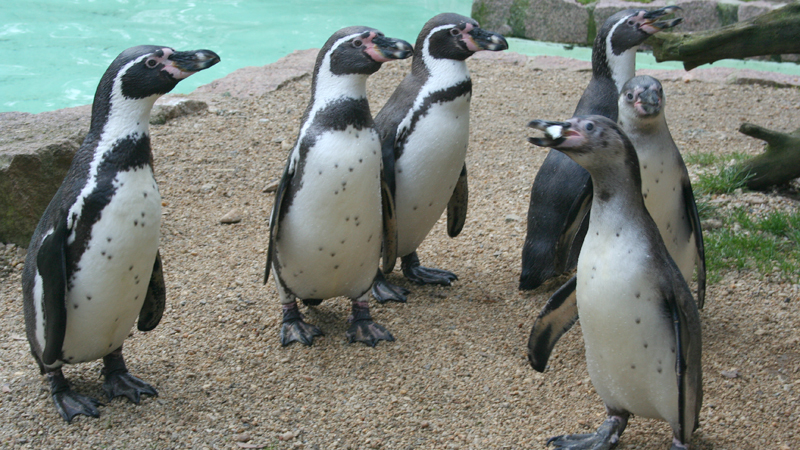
xmin=21 ymin=45 xmax=220 ymax=423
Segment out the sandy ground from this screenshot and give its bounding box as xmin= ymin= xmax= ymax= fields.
xmin=0 ymin=55 xmax=799 ymax=450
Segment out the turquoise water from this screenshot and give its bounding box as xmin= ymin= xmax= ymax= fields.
xmin=1 ymin=0 xmax=471 ymax=113
xmin=3 ymin=1 xmax=799 ymax=114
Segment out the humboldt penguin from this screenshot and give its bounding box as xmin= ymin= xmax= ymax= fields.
xmin=519 ymin=7 xmax=682 ymax=290
xmin=618 ymin=75 xmax=706 ymax=308
xmin=527 ymin=116 xmax=702 ymax=450
xmin=265 ymin=27 xmax=412 ymax=347
xmin=22 ymin=45 xmax=220 ymax=422
xmin=370 ymin=13 xmax=508 ymax=303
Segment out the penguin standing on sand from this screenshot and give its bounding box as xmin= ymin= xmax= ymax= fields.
xmin=527 ymin=116 xmax=702 ymax=450
xmin=618 ymin=75 xmax=706 ymax=308
xmin=370 ymin=13 xmax=508 ymax=303
xmin=519 ymin=7 xmax=682 ymax=291
xmin=22 ymin=45 xmax=220 ymax=422
xmin=265 ymin=27 xmax=412 ymax=347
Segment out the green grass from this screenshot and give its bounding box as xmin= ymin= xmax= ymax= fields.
xmin=685 ymin=151 xmax=800 ymax=283
xmin=704 ymin=209 xmax=800 ymax=282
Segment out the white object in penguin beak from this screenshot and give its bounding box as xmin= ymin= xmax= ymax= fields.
xmin=546 ymin=125 xmax=563 ymax=139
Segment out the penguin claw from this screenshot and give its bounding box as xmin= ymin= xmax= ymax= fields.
xmin=102 ymin=371 xmax=158 ymax=404
xmin=346 ymin=320 xmax=395 ymax=347
xmin=547 ymin=418 xmax=623 ymax=450
xmin=280 ymin=319 xmax=324 ymax=347
xmin=52 ymin=389 xmax=102 ymax=423
xmin=402 ymin=265 xmax=458 ymax=286
xmin=372 ymin=278 xmax=411 ymax=303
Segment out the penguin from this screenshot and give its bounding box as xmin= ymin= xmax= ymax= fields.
xmin=21 ymin=45 xmax=220 ymax=422
xmin=526 ymin=75 xmax=709 ymax=370
xmin=519 ymin=7 xmax=682 ymax=291
xmin=265 ymin=27 xmax=412 ymax=347
xmin=618 ymin=75 xmax=706 ymax=308
xmin=527 ymin=116 xmax=702 ymax=450
xmin=370 ymin=13 xmax=508 ymax=303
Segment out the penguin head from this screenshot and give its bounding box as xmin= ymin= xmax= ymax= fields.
xmin=102 ymin=45 xmax=221 ymax=100
xmin=319 ymin=27 xmax=413 ymax=77
xmin=88 ymin=45 xmax=219 ymax=133
xmin=601 ymin=7 xmax=682 ymax=56
xmin=417 ymin=13 xmax=508 ymax=62
xmin=527 ymin=115 xmax=638 ymax=174
xmin=619 ymin=75 xmax=664 ymax=122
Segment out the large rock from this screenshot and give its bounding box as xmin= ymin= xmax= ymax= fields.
xmin=475 ymin=0 xmax=786 ymax=45
xmin=472 ymin=0 xmax=514 ymax=36
xmin=0 ymin=107 xmax=89 ymax=247
xmin=473 ymin=0 xmax=589 ymax=44
xmin=0 ymin=96 xmax=211 ymax=247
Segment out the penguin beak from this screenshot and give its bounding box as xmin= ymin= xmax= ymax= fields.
xmin=640 ymin=6 xmax=683 ymax=34
xmin=164 ymin=49 xmax=221 ymax=80
xmin=527 ymin=120 xmax=571 ymax=147
xmin=465 ymin=26 xmax=509 ymax=52
xmin=366 ymin=34 xmax=413 ymax=62
xmin=635 ymin=89 xmax=662 ymax=116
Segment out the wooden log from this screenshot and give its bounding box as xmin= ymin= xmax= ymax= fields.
xmin=735 ymin=123 xmax=800 ymax=191
xmin=649 ymin=3 xmax=800 ymax=71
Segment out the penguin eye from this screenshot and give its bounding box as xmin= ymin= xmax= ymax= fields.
xmin=352 ymin=39 xmax=363 ymax=48
xmin=626 ymin=92 xmax=634 ymax=101
xmin=585 ymin=123 xmax=595 ymax=131
xmin=145 ymin=58 xmax=158 ymax=69
xmin=450 ymin=28 xmax=461 ymax=36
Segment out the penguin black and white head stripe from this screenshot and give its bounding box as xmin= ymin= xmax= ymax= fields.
xmin=22 ymin=45 xmax=219 ymax=423
xmin=518 ymin=6 xmax=682 ymax=292
xmin=370 ymin=14 xmax=507 ymax=303
xmin=598 ymin=7 xmax=683 ymax=92
xmin=527 ymin=115 xmax=702 ymax=449
xmin=266 ymin=27 xmax=411 ymax=348
xmin=618 ymin=75 xmax=707 ymax=308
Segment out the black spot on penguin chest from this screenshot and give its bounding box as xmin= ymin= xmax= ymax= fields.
xmin=67 ymin=135 xmax=154 ymax=277
xmin=395 ymin=80 xmax=472 ymax=160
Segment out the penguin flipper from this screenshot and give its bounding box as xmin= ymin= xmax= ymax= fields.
xmin=527 ymin=276 xmax=578 ymax=372
xmin=682 ymin=179 xmax=706 ymax=309
xmin=37 ymin=220 xmax=70 ymax=367
xmin=557 ymin=182 xmax=592 ymax=271
xmin=447 ymin=164 xmax=468 ymax=238
xmin=138 ymin=251 xmax=166 ymax=331
xmin=380 ymin=155 xmax=398 ymax=274
xmin=665 ymin=282 xmax=703 ymax=443
xmin=265 ymin=162 xmax=293 ymax=284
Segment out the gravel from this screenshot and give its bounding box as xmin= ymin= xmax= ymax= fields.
xmin=0 ymin=55 xmax=798 ymax=450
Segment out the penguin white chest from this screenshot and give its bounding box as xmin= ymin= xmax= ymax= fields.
xmin=275 ymin=127 xmax=383 ymax=300
xmin=61 ymin=167 xmax=162 ymax=364
xmin=577 ymin=221 xmax=680 ymax=424
xmin=395 ymin=93 xmax=471 ymax=255
xmin=638 ymin=145 xmax=695 ymax=282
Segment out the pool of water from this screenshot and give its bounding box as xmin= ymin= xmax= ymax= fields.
xmin=3 ymin=1 xmax=799 ymax=114
xmin=1 ymin=0 xmax=471 ymax=113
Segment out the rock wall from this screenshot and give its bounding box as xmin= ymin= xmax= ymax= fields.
xmin=472 ymin=0 xmax=791 ymax=47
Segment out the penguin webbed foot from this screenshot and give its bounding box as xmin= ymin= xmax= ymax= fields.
xmin=102 ymin=371 xmax=158 ymax=404
xmin=101 ymin=349 xmax=157 ymax=404
xmin=372 ymin=271 xmax=410 ymax=303
xmin=49 ymin=370 xmax=102 ymax=423
xmin=401 ymin=253 xmax=458 ymax=286
xmin=346 ymin=301 xmax=395 ymax=347
xmin=281 ymin=302 xmax=324 ymax=347
xmin=548 ymin=417 xmax=625 ymax=450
